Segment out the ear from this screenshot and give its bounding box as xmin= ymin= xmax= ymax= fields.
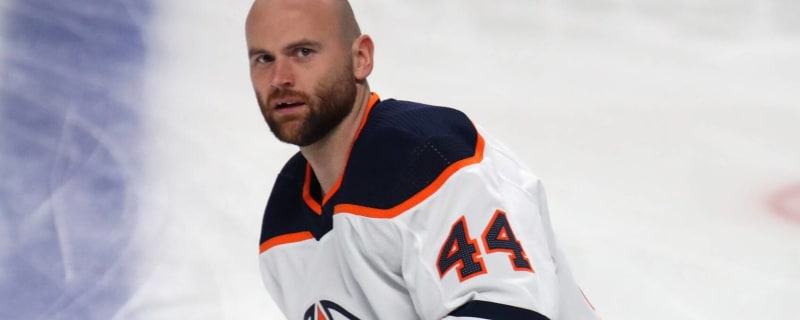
xmin=351 ymin=34 xmax=374 ymax=81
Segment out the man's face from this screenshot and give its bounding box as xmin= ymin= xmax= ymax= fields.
xmin=246 ymin=0 xmax=356 ymax=147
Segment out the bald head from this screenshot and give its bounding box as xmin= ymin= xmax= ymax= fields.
xmin=245 ymin=0 xmax=375 ymax=148
xmin=331 ymin=0 xmax=362 ymax=44
xmin=246 ymin=0 xmax=361 ymax=47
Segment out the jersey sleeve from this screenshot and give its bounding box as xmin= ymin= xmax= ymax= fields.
xmin=398 ymin=147 xmax=561 ymax=320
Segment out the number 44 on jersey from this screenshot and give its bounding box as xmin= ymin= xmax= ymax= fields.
xmin=437 ymin=210 xmax=534 ymax=282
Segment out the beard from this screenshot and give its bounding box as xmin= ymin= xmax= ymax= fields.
xmin=257 ymin=63 xmax=357 ymax=147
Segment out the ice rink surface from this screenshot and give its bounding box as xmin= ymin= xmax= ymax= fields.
xmin=1 ymin=0 xmax=799 ymax=319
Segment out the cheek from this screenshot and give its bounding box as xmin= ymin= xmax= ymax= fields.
xmin=255 ymin=92 xmax=268 ymax=115
xmin=250 ymin=67 xmax=272 ymax=87
xmin=251 ymin=78 xmax=272 ymax=105
xmin=252 ymin=82 xmax=267 ymax=105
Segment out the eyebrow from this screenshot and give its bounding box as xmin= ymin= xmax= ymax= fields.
xmin=248 ymin=48 xmax=269 ymax=58
xmin=248 ymin=39 xmax=323 ymax=59
xmin=282 ymin=39 xmax=322 ymax=53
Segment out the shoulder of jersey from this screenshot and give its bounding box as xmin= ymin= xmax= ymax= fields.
xmin=259 ymin=98 xmax=484 ymax=247
xmin=334 ymin=98 xmax=482 ymax=211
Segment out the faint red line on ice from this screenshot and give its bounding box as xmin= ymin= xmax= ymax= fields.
xmin=769 ymin=184 xmax=800 ymax=224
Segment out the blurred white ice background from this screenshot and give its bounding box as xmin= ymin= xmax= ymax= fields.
xmin=2 ymin=0 xmax=799 ymax=319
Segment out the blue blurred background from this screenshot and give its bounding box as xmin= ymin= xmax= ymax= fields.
xmin=1 ymin=1 xmax=150 ymax=319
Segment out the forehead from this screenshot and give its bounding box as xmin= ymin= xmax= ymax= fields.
xmin=246 ymin=0 xmax=339 ymax=49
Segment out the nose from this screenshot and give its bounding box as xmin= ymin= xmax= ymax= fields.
xmin=270 ymin=58 xmax=294 ymax=89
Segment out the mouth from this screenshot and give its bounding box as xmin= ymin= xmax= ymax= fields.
xmin=272 ymin=98 xmax=307 ymax=112
xmin=277 ymin=101 xmax=304 ymax=109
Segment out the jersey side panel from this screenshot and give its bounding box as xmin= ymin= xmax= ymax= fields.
xmin=394 ymin=130 xmax=600 ymax=320
xmin=481 ymin=128 xmax=599 ymax=319
xmin=395 ymin=149 xmax=560 ymax=319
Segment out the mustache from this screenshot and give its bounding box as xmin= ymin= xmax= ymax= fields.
xmin=266 ymin=88 xmax=311 ymax=106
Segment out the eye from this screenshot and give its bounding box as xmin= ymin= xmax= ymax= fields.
xmin=255 ymin=54 xmax=274 ymax=64
xmin=296 ymin=48 xmax=314 ymax=58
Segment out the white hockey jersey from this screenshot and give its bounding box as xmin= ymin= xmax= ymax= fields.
xmin=258 ymin=93 xmax=599 ymax=320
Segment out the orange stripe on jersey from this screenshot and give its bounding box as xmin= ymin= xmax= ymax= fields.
xmin=355 ymin=93 xmax=380 ymax=138
xmin=321 ymin=92 xmax=380 ymax=205
xmin=259 ymin=231 xmax=314 ymax=253
xmin=302 ymin=165 xmax=322 ymax=215
xmin=302 ymin=92 xmax=381 ymax=210
xmin=333 ymin=132 xmax=485 ymax=219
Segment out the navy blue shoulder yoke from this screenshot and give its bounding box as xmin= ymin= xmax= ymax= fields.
xmin=260 ymin=98 xmax=479 ymax=247
xmin=332 ymin=98 xmax=478 ymax=210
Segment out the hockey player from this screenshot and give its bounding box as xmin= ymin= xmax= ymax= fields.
xmin=246 ymin=0 xmax=599 ymax=319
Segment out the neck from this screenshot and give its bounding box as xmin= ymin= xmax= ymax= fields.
xmin=300 ymin=86 xmax=372 ymax=196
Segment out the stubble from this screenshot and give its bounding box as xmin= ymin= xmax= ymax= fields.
xmin=258 ymin=63 xmax=356 ymax=147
